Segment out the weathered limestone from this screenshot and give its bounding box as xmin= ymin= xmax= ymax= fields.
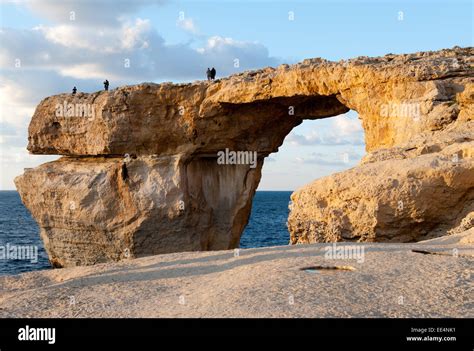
xmin=15 ymin=156 xmax=262 ymax=266
xmin=288 ymin=138 xmax=474 ymax=243
xmin=15 ymin=47 xmax=474 ymax=266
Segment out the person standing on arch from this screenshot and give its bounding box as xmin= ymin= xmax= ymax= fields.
xmin=103 ymin=79 xmax=109 ymax=91
xmin=206 ymin=68 xmax=212 ymax=81
xmin=210 ymin=67 xmax=216 ymax=80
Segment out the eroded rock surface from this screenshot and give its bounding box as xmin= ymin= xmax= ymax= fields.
xmin=15 ymin=47 xmax=474 ymax=266
xmin=288 ymin=138 xmax=474 ymax=243
xmin=16 ymin=156 xmax=261 ymax=266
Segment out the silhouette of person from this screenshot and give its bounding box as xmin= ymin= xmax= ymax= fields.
xmin=206 ymin=68 xmax=212 ymax=81
xmin=72 ymin=86 xmax=77 ymax=94
xmin=104 ymin=79 xmax=109 ymax=91
xmin=210 ymin=67 xmax=216 ymax=80
xmin=121 ymin=162 xmax=128 ymax=180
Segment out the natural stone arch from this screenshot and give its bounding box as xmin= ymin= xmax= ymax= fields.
xmin=16 ymin=47 xmax=474 ymax=266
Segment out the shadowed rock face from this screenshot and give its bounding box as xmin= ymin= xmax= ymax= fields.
xmin=15 ymin=47 xmax=474 ymax=267
xmin=16 ymin=156 xmax=262 ymax=266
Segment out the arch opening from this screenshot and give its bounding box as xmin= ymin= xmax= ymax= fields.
xmin=240 ymin=110 xmax=365 ymax=248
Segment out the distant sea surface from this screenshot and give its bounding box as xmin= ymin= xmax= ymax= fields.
xmin=240 ymin=191 xmax=291 ymax=248
xmin=0 ymin=191 xmax=291 ymax=276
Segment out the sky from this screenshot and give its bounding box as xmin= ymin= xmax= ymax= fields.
xmin=0 ymin=0 xmax=472 ymax=190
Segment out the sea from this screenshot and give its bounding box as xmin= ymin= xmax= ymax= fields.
xmin=0 ymin=190 xmax=291 ymax=276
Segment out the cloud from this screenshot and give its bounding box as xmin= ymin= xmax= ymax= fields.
xmin=0 ymin=68 xmax=111 ymax=189
xmin=295 ymin=150 xmax=362 ymax=166
xmin=197 ymin=36 xmax=278 ymax=74
xmin=27 ymin=0 xmax=166 ymax=26
xmin=333 ymin=114 xmax=364 ymax=137
xmin=1 ymin=19 xmax=278 ymax=81
xmin=177 ymin=17 xmax=198 ymax=34
xmin=286 ymin=114 xmax=365 ymax=146
xmin=0 ymin=143 xmax=58 ymax=190
xmin=285 ymin=131 xmax=320 ymax=146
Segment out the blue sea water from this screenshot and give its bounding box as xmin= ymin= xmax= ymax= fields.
xmin=240 ymin=191 xmax=291 ymax=248
xmin=0 ymin=191 xmax=50 ymax=275
xmin=0 ymin=190 xmax=291 ymax=276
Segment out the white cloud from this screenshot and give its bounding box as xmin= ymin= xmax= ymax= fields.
xmin=0 ymin=144 xmax=58 ymax=189
xmin=27 ymin=0 xmax=166 ymax=26
xmin=1 ymin=18 xmax=277 ymax=80
xmin=0 ymin=77 xmax=38 ymax=129
xmin=177 ymin=18 xmax=198 ymax=34
xmin=286 ymin=130 xmax=321 ymax=146
xmin=333 ymin=114 xmax=364 ymax=136
xmin=286 ymin=114 xmax=364 ymax=146
xmin=295 ymin=150 xmax=362 ymax=166
xmin=58 ymin=63 xmax=121 ymax=80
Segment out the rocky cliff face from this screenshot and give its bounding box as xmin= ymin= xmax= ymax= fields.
xmin=15 ymin=47 xmax=473 ymax=267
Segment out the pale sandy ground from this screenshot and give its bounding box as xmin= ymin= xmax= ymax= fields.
xmin=0 ymin=230 xmax=472 ymax=318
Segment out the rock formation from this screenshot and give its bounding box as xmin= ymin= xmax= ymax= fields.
xmin=15 ymin=47 xmax=473 ymax=267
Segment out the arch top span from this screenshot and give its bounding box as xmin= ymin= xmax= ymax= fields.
xmin=27 ymin=47 xmax=471 ymax=158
